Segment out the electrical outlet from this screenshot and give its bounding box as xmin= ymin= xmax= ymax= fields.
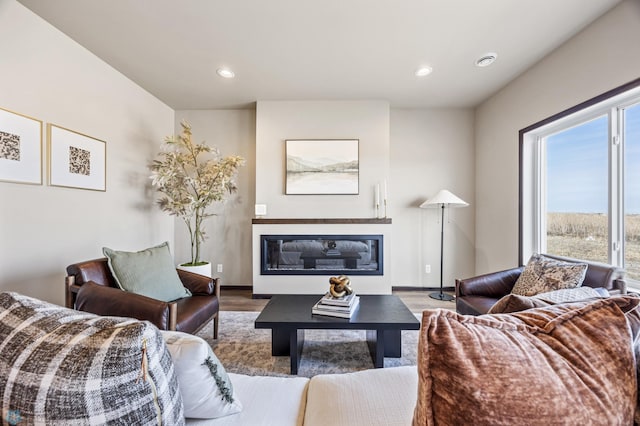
xmin=425 ymin=264 xmax=431 ymax=274
xmin=217 ymin=264 xmax=223 ymax=273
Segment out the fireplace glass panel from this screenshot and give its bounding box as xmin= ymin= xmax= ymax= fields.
xmin=260 ymin=234 xmax=383 ymax=275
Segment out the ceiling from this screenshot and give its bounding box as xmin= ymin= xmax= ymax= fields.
xmin=18 ymin=0 xmax=622 ymax=110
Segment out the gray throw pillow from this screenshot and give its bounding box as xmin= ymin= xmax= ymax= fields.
xmin=103 ymin=241 xmax=191 ymax=302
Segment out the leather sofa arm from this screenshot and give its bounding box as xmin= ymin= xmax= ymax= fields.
xmin=76 ymin=281 xmax=172 ymax=330
xmin=177 ymin=269 xmax=219 ymax=297
xmin=611 ymin=278 xmax=627 ymax=295
xmin=456 ymin=267 xmax=523 ymax=298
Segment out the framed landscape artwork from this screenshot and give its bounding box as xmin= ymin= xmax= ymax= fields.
xmin=48 ymin=124 xmax=106 ymax=191
xmin=0 ymin=107 xmax=43 ymax=185
xmin=285 ymin=139 xmax=359 ymax=195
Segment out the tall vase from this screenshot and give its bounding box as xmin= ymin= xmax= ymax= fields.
xmin=177 ymin=262 xmax=212 ymax=278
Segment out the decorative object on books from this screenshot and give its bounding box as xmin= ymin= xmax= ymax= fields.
xmin=48 ymin=123 xmax=106 ymax=191
xmin=329 ymin=275 xmax=353 ymax=298
xmin=0 ymin=106 xmax=42 ymax=185
xmin=312 ymin=296 xmax=360 ymax=318
xmin=325 ymin=240 xmax=340 ymax=255
xmin=420 ymin=189 xmax=469 ymax=301
xmin=319 ymin=292 xmax=356 ymax=307
xmin=149 ymin=121 xmax=244 ymax=267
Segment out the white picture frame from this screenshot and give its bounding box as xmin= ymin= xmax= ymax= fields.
xmin=48 ymin=124 xmax=106 ymax=191
xmin=0 ymin=107 xmax=43 ymax=185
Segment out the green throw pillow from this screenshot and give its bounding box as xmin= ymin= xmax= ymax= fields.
xmin=103 ymin=242 xmax=191 ymax=302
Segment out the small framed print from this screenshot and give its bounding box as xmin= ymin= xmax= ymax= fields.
xmin=48 ymin=124 xmax=106 ymax=191
xmin=0 ymin=107 xmax=43 ymax=185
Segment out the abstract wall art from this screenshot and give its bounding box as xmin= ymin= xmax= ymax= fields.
xmin=48 ymin=124 xmax=106 ymax=191
xmin=0 ymin=107 xmax=43 ymax=185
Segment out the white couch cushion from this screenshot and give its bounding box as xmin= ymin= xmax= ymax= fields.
xmin=185 ymin=373 xmax=309 ymax=426
xmin=303 ymin=366 xmax=417 ymax=426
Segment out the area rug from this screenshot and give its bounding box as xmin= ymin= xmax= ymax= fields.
xmin=196 ymin=311 xmax=420 ymax=378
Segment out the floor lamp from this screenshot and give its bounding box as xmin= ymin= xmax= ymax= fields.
xmin=420 ymin=190 xmax=469 ymax=301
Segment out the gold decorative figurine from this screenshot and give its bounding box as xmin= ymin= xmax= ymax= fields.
xmin=329 ymin=275 xmax=353 ymax=298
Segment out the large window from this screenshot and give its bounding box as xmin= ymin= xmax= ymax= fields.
xmin=545 ymin=116 xmax=609 ymax=264
xmin=625 ymin=103 xmax=640 ymax=281
xmin=520 ymin=79 xmax=640 ymax=284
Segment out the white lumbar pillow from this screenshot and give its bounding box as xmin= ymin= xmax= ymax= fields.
xmin=161 ymin=330 xmax=242 ymax=419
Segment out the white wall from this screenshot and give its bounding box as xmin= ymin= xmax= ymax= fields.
xmin=253 ymin=101 xmax=391 ymax=291
xmin=0 ymin=0 xmax=175 ymax=305
xmin=174 ymin=110 xmax=256 ymax=286
xmin=256 ymin=100 xmax=390 ymax=218
xmin=474 ymin=0 xmax=640 ymax=274
xmin=0 ymin=1 xmax=477 ymax=298
xmin=390 ymin=109 xmax=475 ymax=287
xmin=253 ymin=101 xmax=476 ymax=290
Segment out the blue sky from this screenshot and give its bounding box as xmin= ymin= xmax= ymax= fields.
xmin=547 ymin=103 xmax=640 ymax=214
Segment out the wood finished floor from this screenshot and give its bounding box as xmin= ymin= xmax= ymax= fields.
xmin=219 ymin=288 xmax=456 ymax=313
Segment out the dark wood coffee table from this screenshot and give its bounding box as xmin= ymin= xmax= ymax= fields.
xmin=254 ymin=294 xmax=420 ymax=374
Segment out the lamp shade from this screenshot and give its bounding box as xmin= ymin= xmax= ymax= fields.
xmin=420 ymin=189 xmax=468 ymax=208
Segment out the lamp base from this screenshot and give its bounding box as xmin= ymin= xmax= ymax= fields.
xmin=429 ymin=292 xmax=455 ymax=301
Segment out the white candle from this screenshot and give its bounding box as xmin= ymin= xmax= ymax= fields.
xmin=384 ymin=180 xmax=388 ymax=201
xmin=375 ymin=183 xmax=380 ymax=205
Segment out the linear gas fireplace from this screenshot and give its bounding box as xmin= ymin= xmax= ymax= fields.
xmin=260 ymin=234 xmax=383 ymax=275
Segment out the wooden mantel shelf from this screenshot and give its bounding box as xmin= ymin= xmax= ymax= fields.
xmin=252 ymin=218 xmax=392 ymax=225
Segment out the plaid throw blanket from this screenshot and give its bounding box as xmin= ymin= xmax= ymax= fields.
xmin=0 ymin=292 xmax=184 ymax=425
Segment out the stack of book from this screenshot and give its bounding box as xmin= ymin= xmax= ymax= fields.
xmin=311 ymin=292 xmax=360 ymax=318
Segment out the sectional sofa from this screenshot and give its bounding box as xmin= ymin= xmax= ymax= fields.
xmin=188 ymin=366 xmax=417 ymax=426
xmin=1 ymin=289 xmax=639 ymax=425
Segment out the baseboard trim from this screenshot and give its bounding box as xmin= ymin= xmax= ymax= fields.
xmin=392 ymin=286 xmax=455 ymax=292
xmin=253 ymin=287 xmax=454 ymax=297
xmin=251 ymin=294 xmax=273 ymax=299
xmin=226 ymin=286 xmax=456 ymax=295
xmin=221 ymin=285 xmax=253 ymax=290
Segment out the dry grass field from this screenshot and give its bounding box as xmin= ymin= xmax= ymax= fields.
xmin=547 ymin=213 xmax=640 ymax=281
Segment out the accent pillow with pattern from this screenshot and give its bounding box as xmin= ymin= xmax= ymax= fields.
xmin=161 ymin=330 xmax=242 ymax=419
xmin=533 ymin=286 xmax=606 ymax=304
xmin=0 ymin=291 xmax=184 ymax=425
xmin=511 ymin=254 xmax=587 ymax=296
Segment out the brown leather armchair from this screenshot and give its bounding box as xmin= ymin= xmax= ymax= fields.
xmin=65 ymin=258 xmax=220 ymax=338
xmin=455 ymin=254 xmax=627 ymax=315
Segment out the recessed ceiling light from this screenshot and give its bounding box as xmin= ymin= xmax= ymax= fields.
xmin=415 ymin=66 xmax=433 ymax=77
xmin=475 ymin=53 xmax=497 ymax=67
xmin=216 ymin=68 xmax=235 ymax=78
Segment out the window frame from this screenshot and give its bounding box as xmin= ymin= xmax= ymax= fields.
xmin=519 ymin=77 xmax=640 ymax=285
